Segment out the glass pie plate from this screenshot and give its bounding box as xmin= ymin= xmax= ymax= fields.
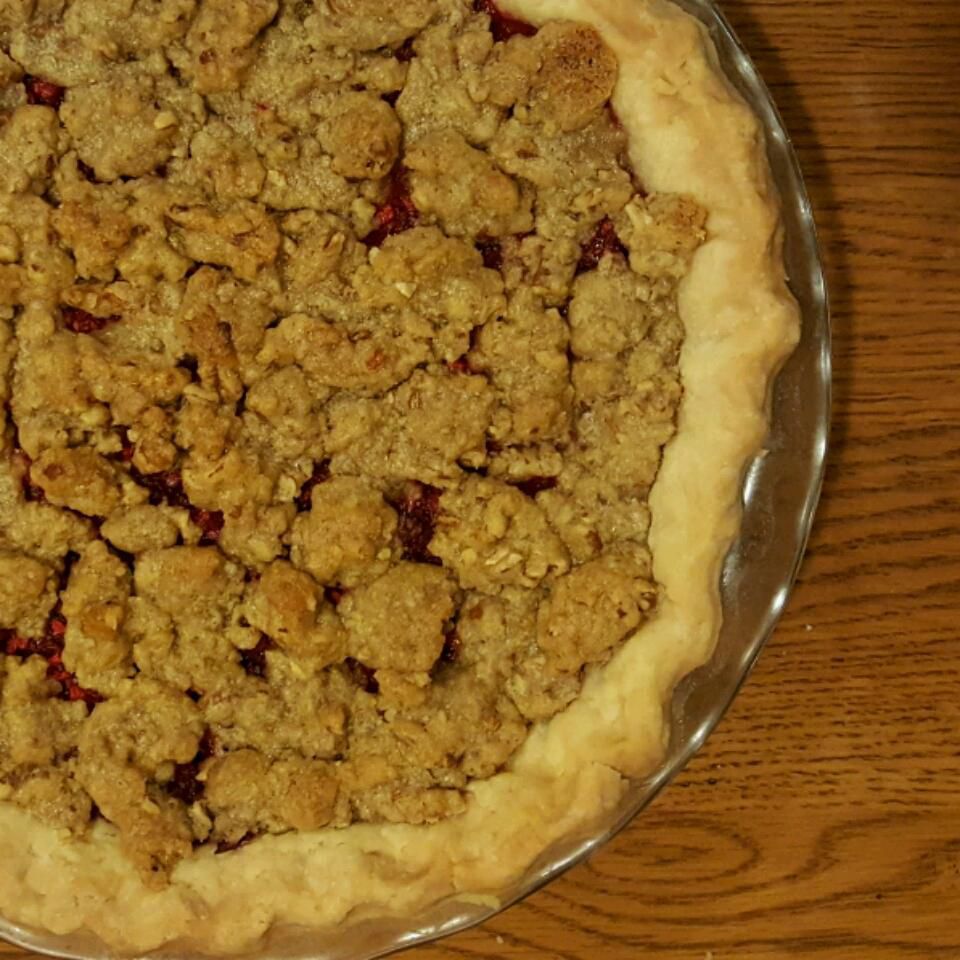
xmin=0 ymin=0 xmax=830 ymax=957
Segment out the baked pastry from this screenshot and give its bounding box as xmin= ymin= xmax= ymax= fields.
xmin=0 ymin=0 xmax=799 ymax=953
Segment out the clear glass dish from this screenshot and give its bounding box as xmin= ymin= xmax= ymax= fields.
xmin=0 ymin=1 xmax=829 ymax=957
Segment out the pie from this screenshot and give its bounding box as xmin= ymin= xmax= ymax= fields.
xmin=0 ymin=0 xmax=799 ymax=953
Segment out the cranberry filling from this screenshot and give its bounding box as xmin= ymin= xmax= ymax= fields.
xmin=23 ymin=76 xmax=65 ymax=109
xmin=2 ymin=603 xmax=104 ymax=709
xmin=447 ymin=355 xmax=475 ymax=375
xmin=447 ymin=325 xmax=482 ymax=375
xmin=363 ymin=167 xmax=419 ymax=247
xmin=130 ymin=467 xmax=191 ymax=509
xmin=475 ymin=236 xmax=503 ymax=272
xmin=390 ymin=482 xmax=442 ymax=565
xmin=510 ymin=476 xmax=558 ymax=498
xmin=167 ymin=729 xmax=218 ymax=805
xmin=177 ymin=356 xmax=200 ymax=383
xmin=215 ymin=832 xmax=260 ymax=855
xmin=394 ymin=37 xmax=416 ymax=63
xmin=439 ymin=629 xmax=461 ymax=665
xmin=13 ymin=447 xmax=46 ymax=503
xmin=324 ymin=585 xmax=347 ymax=607
xmin=239 ymin=635 xmax=274 ymax=678
xmin=430 ymin=621 xmax=462 ymax=680
xmin=295 ymin=459 xmax=331 ymax=512
xmin=344 ymin=657 xmax=379 ymax=694
xmin=473 ymin=0 xmax=537 ymax=41
xmin=191 ymin=508 xmax=224 ymax=546
xmin=577 ymin=217 xmax=628 ymax=274
xmin=57 ymin=550 xmax=79 ymax=592
xmin=105 ymin=542 xmax=135 ymax=572
xmin=128 ymin=466 xmax=224 ymax=543
xmin=111 ymin=428 xmax=136 ymax=464
xmin=62 ymin=306 xmax=119 ymax=334
xmin=77 ymin=159 xmax=97 ymax=183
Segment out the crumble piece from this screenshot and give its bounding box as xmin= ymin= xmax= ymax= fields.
xmin=340 ymin=564 xmax=456 ymax=673
xmin=319 ymin=92 xmax=402 ymax=181
xmin=0 ymin=551 xmax=55 ymax=637
xmin=430 ymin=476 xmax=569 ymax=593
xmin=183 ymin=0 xmax=279 ymax=95
xmin=536 ymin=549 xmax=657 ymax=672
xmin=525 ymin=22 xmax=618 ymax=132
xmin=407 ymin=129 xmax=534 ymax=238
xmin=290 ymin=477 xmax=397 ymax=588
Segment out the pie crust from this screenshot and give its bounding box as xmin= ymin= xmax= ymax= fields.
xmin=0 ymin=0 xmax=799 ymax=953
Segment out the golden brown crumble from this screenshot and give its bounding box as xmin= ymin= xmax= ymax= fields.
xmin=0 ymin=0 xmax=705 ymax=884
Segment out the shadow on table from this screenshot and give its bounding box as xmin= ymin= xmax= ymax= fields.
xmin=723 ymin=2 xmax=851 ymax=529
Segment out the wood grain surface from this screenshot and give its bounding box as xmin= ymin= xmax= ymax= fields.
xmin=5 ymin=1 xmax=960 ymax=959
xmin=421 ymin=0 xmax=960 ymax=956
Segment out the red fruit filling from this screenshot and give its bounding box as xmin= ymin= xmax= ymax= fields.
xmin=77 ymin=159 xmax=97 ymax=182
xmin=390 ymin=481 xmax=442 ymax=565
xmin=106 ymin=428 xmax=136 ymax=466
xmin=363 ymin=167 xmax=419 ymax=247
xmin=128 ymin=466 xmax=224 ymax=544
xmin=112 ymin=428 xmax=136 ymax=463
xmin=295 ymin=459 xmax=331 ymax=512
xmin=475 ymin=236 xmax=503 ymax=271
xmin=430 ymin=623 xmax=462 ymax=680
xmin=177 ymin=356 xmax=200 ymax=382
xmin=130 ymin=467 xmax=191 ymax=509
xmin=167 ymin=729 xmax=218 ymax=805
xmin=190 ymin=508 xmax=224 ymax=546
xmin=394 ymin=37 xmax=416 ymax=62
xmin=447 ymin=324 xmax=483 ymax=374
xmin=62 ymin=306 xmax=119 ymax=334
xmin=23 ymin=76 xmax=65 ymax=109
xmin=473 ymin=0 xmax=538 ymax=42
xmin=13 ymin=447 xmax=46 ymax=503
xmin=2 ymin=605 xmax=104 ymax=709
xmin=239 ymin=635 xmax=274 ymax=679
xmin=510 ymin=475 xmax=558 ymax=498
xmin=577 ymin=217 xmax=628 ymax=274
xmin=324 ymin=585 xmax=347 ymax=607
xmin=447 ymin=355 xmax=475 ymax=375
xmin=439 ymin=629 xmax=461 ymax=665
xmin=215 ymin=832 xmax=260 ymax=855
xmin=344 ymin=657 xmax=379 ymax=694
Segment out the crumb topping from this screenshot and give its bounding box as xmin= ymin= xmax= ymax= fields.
xmin=0 ymin=0 xmax=705 ymax=884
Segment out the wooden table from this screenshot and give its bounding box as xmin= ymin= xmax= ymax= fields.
xmin=5 ymin=2 xmax=958 ymax=960
xmin=412 ymin=2 xmax=960 ymax=958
